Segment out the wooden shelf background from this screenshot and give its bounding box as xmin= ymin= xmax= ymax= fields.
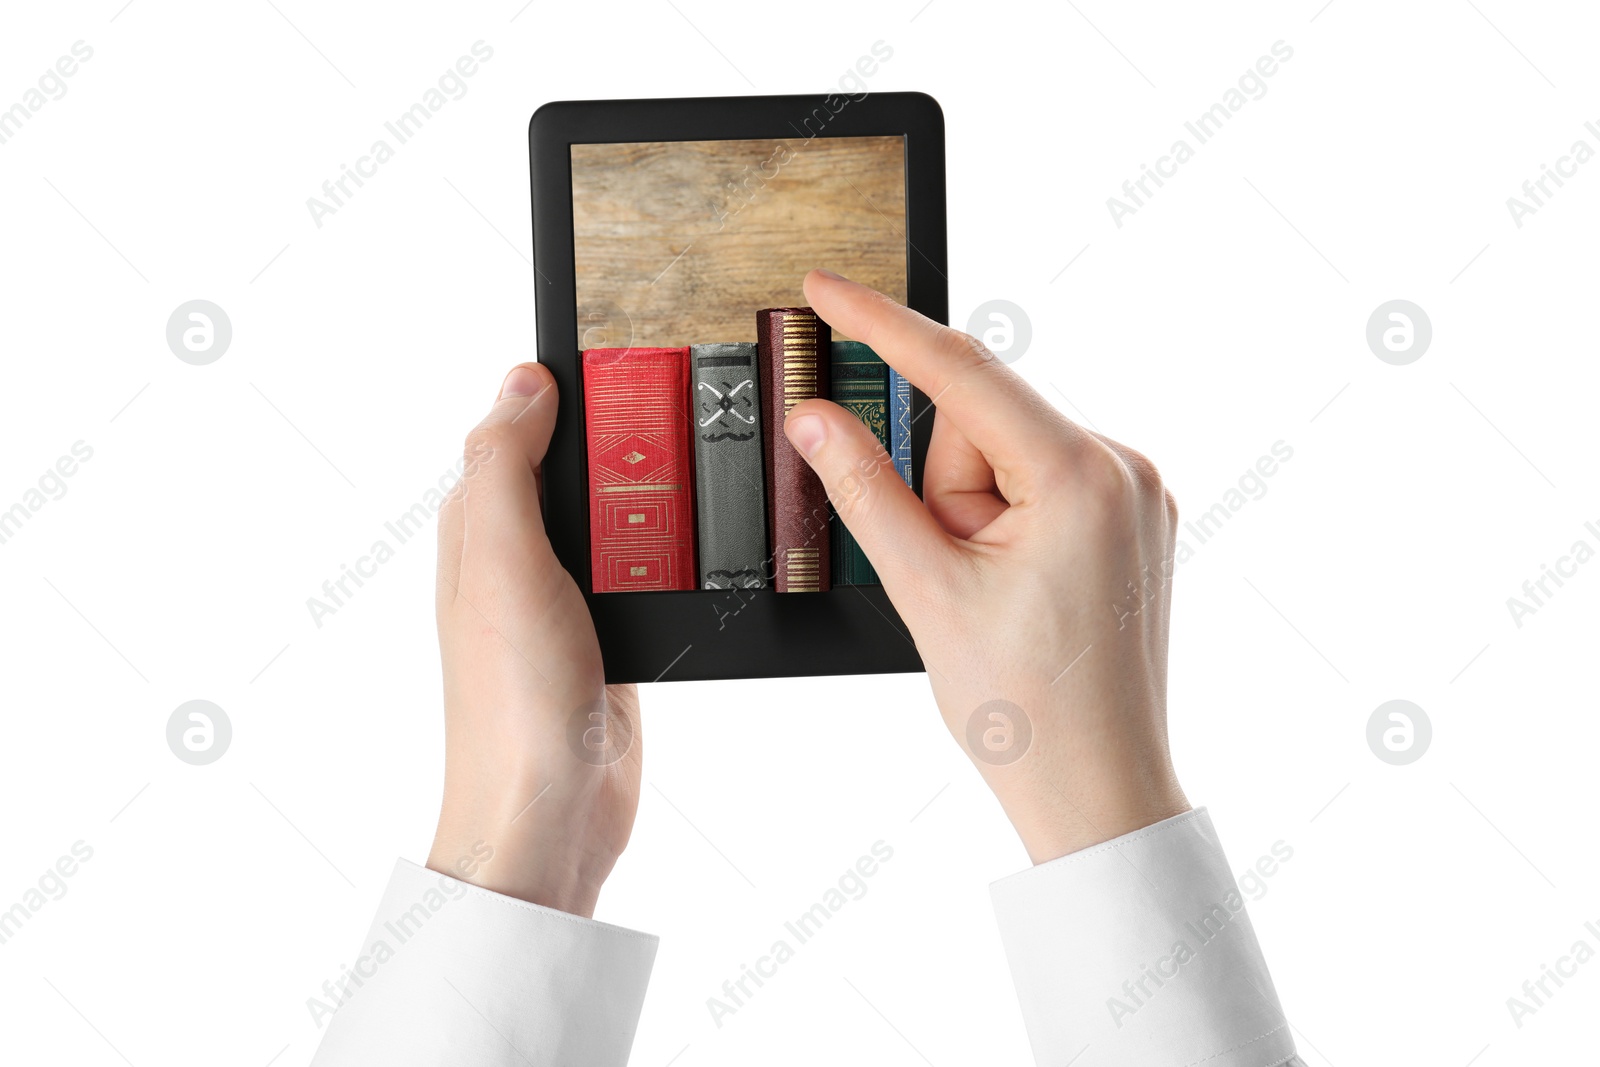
xmin=572 ymin=135 xmax=907 ymax=348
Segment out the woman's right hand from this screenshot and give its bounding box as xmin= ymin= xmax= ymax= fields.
xmin=784 ymin=269 xmax=1191 ymax=864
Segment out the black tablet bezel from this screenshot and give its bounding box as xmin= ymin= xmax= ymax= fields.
xmin=528 ymin=91 xmax=944 ymax=684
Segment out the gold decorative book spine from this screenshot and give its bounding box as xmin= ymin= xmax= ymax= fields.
xmin=785 ymin=547 xmax=821 ymax=591
xmin=781 ymin=318 xmax=818 ymax=415
xmin=758 ymin=307 xmax=831 ymax=593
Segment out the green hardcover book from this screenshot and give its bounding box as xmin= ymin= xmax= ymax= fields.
xmin=829 ymin=340 xmax=890 ymax=585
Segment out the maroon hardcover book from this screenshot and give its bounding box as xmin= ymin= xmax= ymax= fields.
xmin=583 ymin=347 xmax=696 ymax=592
xmin=757 ymin=307 xmax=831 ymax=592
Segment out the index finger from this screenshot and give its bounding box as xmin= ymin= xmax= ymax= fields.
xmin=802 ymin=270 xmax=1082 ymax=468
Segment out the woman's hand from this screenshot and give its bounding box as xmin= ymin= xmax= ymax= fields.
xmin=427 ymin=363 xmax=641 ymax=917
xmin=786 ymin=270 xmax=1191 ymax=864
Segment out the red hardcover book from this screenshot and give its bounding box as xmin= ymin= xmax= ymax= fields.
xmin=758 ymin=307 xmax=831 ymax=592
xmin=583 ymin=347 xmax=697 ymax=593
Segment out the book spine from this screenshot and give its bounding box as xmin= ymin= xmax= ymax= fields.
xmin=888 ymin=367 xmax=913 ymax=488
xmin=830 ymin=341 xmax=889 ymax=586
xmin=690 ymin=343 xmax=768 ymax=589
xmin=758 ymin=307 xmax=830 ymax=592
xmin=582 ymin=346 xmax=697 ymax=593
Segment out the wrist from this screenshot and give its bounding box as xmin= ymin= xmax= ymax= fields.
xmin=1001 ymin=767 xmax=1191 ymax=866
xmin=426 ymin=830 xmax=609 ymax=918
xmin=428 ymin=780 xmax=617 ymax=918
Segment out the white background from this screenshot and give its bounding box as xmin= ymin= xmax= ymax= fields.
xmin=2 ymin=1 xmax=1596 ymax=1064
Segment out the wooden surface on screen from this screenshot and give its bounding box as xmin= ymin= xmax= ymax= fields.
xmin=572 ymin=136 xmax=907 ymax=347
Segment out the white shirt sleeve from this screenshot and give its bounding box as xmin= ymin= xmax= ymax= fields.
xmin=990 ymin=807 xmax=1302 ymax=1067
xmin=309 ymin=858 xmax=658 ymax=1067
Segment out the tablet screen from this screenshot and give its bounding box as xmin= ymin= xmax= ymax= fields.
xmin=569 ymin=135 xmax=908 ymax=594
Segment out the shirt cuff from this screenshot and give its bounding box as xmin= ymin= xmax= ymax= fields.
xmin=990 ymin=808 xmax=1297 ymax=1067
xmin=311 ymin=858 xmax=658 ymax=1067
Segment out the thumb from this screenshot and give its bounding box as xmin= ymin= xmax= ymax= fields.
xmin=479 ymin=361 xmax=558 ymax=457
xmin=784 ymin=398 xmax=948 ymax=589
xmin=459 ymin=362 xmax=559 ymax=568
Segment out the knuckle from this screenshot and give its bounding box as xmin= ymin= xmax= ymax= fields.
xmin=1074 ymin=442 xmax=1138 ymax=527
xmin=932 ymin=325 xmax=995 ymax=370
xmin=463 ymin=424 xmax=507 ymax=462
xmin=455 ymin=425 xmax=514 ymax=504
xmin=1119 ymin=446 xmax=1164 ymax=491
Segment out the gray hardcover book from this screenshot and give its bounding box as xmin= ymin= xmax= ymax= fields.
xmin=691 ymin=343 xmax=769 ymax=589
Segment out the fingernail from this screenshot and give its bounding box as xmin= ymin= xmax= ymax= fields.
xmin=813 ymin=268 xmax=848 ymax=281
xmin=500 ymin=364 xmax=545 ymax=399
xmin=786 ymin=413 xmax=827 ymax=458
